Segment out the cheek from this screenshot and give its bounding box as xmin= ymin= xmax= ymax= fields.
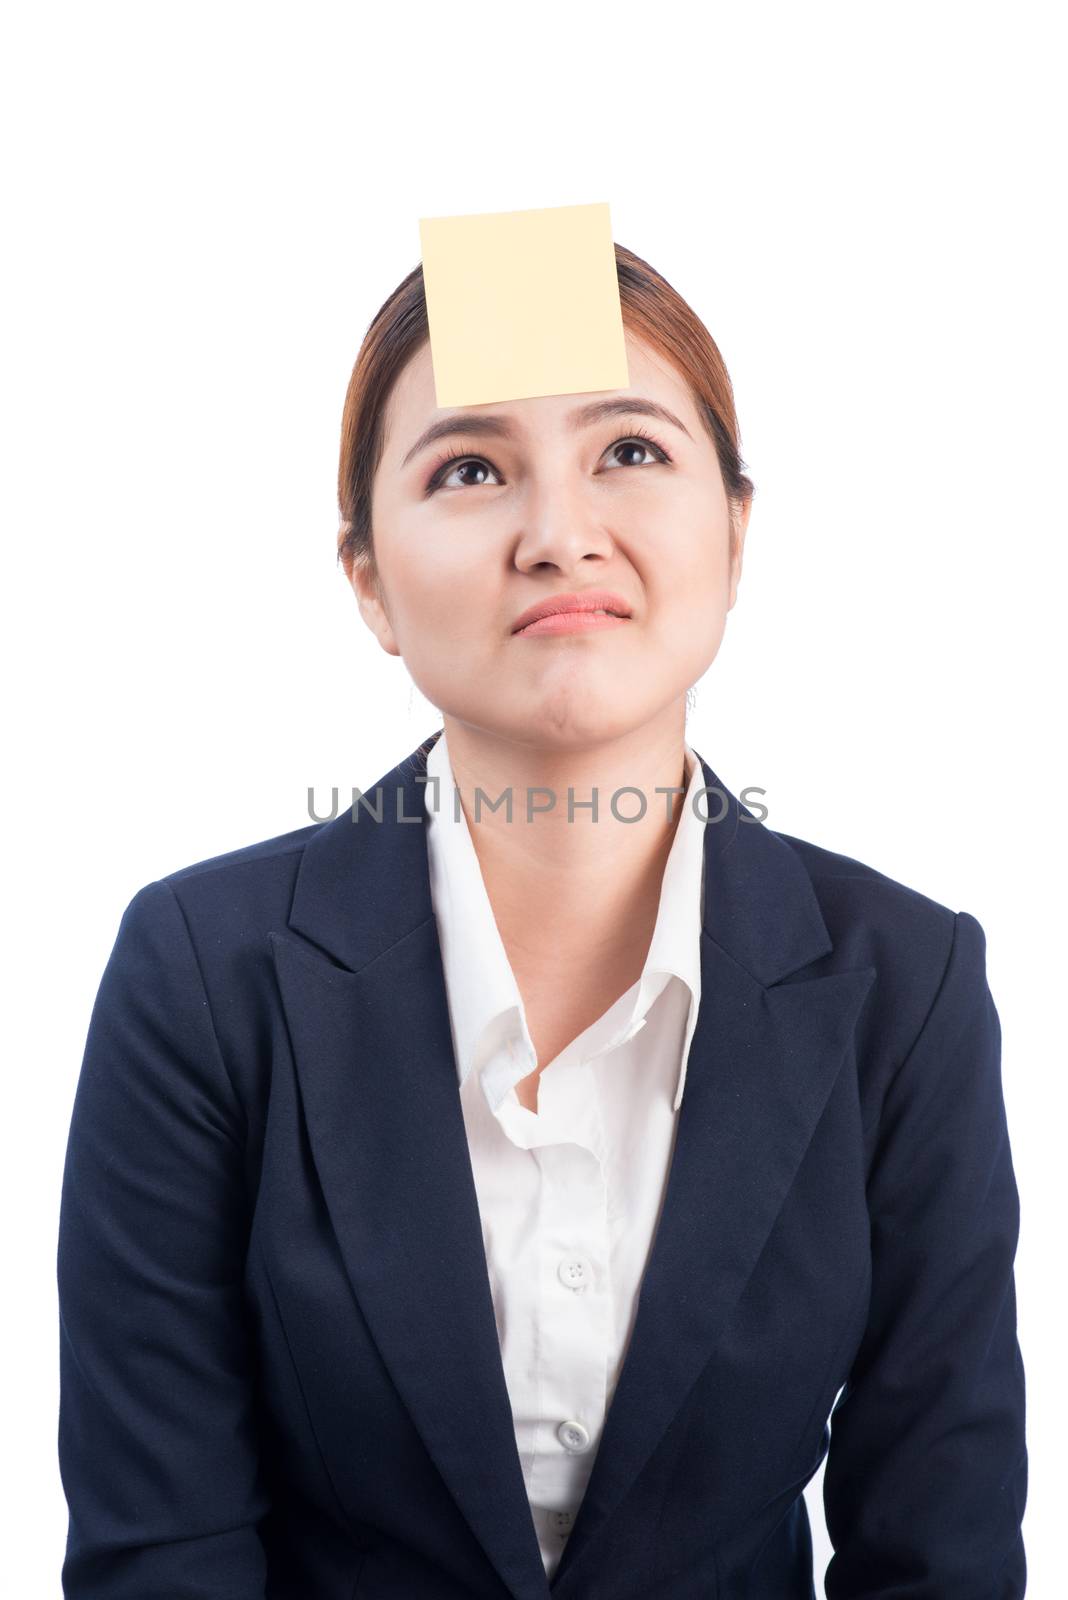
xmin=379 ymin=521 xmax=464 ymax=612
xmin=379 ymin=526 xmax=501 ymax=663
xmin=639 ymin=519 xmax=733 ymax=663
xmin=646 ymin=512 xmax=732 ymax=604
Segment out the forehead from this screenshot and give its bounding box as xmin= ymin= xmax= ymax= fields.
xmin=379 ymin=330 xmax=698 ymax=462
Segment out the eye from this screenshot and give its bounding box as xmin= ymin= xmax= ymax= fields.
xmin=423 ymin=424 xmax=672 ymax=494
xmin=427 ymin=455 xmax=503 ymax=493
xmin=601 ymin=427 xmax=672 ymax=471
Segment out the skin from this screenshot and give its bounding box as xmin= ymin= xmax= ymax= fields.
xmin=342 ymin=330 xmax=751 ymax=1110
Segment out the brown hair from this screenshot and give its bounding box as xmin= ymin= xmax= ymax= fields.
xmin=336 ymin=242 xmax=754 ymax=585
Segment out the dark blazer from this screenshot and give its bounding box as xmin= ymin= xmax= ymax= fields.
xmin=57 ymin=729 xmax=1028 ymax=1599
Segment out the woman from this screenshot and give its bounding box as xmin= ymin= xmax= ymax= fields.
xmin=57 ymin=244 xmax=1028 ymax=1598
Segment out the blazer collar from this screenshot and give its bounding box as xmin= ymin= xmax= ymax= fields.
xmin=288 ymin=726 xmax=833 ymax=988
xmin=273 ymin=729 xmax=873 ymax=1599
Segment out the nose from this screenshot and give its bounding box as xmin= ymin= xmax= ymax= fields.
xmin=512 ymin=477 xmax=616 ymax=573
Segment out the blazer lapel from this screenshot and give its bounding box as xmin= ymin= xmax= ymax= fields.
xmin=270 ymin=733 xmax=551 ymax=1600
xmin=549 ymin=925 xmax=875 ymax=1590
xmin=269 ymin=731 xmax=875 ymax=1600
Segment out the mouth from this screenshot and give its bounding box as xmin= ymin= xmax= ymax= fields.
xmin=511 ymin=591 xmax=634 ymax=637
xmin=514 ymin=610 xmax=631 ymax=638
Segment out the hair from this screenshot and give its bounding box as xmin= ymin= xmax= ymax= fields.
xmin=336 ymin=242 xmax=755 ymax=588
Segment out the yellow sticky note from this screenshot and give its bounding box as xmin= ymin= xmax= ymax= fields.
xmin=418 ymin=202 xmax=629 ymax=408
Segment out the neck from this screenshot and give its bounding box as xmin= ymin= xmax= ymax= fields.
xmin=436 ymin=711 xmax=695 ymax=977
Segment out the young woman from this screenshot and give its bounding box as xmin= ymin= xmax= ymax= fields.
xmin=57 ymin=244 xmax=1028 ymax=1598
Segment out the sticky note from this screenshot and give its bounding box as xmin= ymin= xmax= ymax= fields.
xmin=418 ymin=202 xmax=629 ymax=408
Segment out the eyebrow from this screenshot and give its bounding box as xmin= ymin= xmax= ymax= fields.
xmin=399 ymin=396 xmax=694 ymax=470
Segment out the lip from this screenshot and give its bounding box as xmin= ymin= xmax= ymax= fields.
xmin=511 ymin=589 xmax=634 ymax=638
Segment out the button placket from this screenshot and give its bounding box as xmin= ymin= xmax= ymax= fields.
xmin=536 ymin=1085 xmax=611 ymax=1490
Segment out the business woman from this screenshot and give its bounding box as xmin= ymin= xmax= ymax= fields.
xmin=57 ymin=243 xmax=1028 ymax=1598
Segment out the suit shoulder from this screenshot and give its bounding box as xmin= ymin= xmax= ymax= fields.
xmin=771 ymin=827 xmax=966 ymax=1041
xmin=119 ymin=819 xmax=326 ymax=952
xmin=771 ymin=827 xmax=987 ymax=1086
xmin=158 ymin=819 xmax=322 ymax=891
xmin=775 ymin=827 xmax=959 ymax=938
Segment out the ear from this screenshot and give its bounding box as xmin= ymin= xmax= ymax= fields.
xmin=726 ymin=497 xmax=752 ymax=611
xmin=341 ymin=541 xmax=402 ymax=659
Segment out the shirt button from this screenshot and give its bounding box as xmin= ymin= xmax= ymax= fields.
xmin=550 ymin=1509 xmax=574 ymax=1538
xmin=557 ymin=1419 xmax=591 ymax=1453
xmin=558 ymin=1255 xmax=593 ymax=1292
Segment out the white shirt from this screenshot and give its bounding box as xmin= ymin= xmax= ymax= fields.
xmin=422 ymin=730 xmax=707 ymax=1579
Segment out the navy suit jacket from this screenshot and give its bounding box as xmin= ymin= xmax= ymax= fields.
xmin=57 ymin=730 xmax=1028 ymax=1598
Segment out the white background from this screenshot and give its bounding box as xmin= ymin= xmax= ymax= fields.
xmin=3 ymin=2 xmax=1064 ymax=1593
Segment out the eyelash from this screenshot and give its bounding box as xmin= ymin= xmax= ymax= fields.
xmin=424 ymin=424 xmax=673 ymax=494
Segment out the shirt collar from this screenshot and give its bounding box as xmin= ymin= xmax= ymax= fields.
xmin=423 ymin=729 xmax=705 ymax=1112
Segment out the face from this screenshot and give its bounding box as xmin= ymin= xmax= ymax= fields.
xmin=348 ymin=330 xmax=750 ymax=753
